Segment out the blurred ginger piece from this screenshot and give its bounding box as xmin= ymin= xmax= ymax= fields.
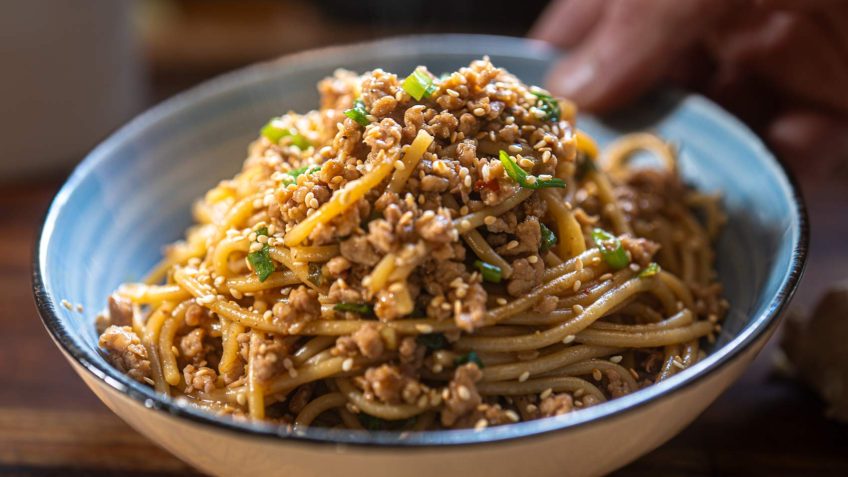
xmin=783 ymin=283 xmax=848 ymax=422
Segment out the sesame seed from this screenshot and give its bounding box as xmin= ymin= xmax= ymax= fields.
xmin=572 ymin=304 xmax=584 ymax=315
xmin=459 ymin=206 xmax=469 ymax=215
xmin=525 ymin=175 xmax=537 ymax=185
xmin=599 ymin=273 xmax=613 ymax=281
xmin=610 ymin=355 xmax=623 ymax=364
xmin=540 ymin=388 xmax=553 ymax=400
xmin=61 ymin=299 xmax=72 ymax=310
xmin=483 ymin=215 xmax=496 ymax=225
xmin=263 ymin=310 xmax=273 ymax=320
xmin=473 ymin=107 xmax=486 ymax=116
xmin=496 ymin=297 xmax=508 ymax=306
xmin=629 ymin=262 xmax=640 ymax=272
xmin=527 ymin=255 xmax=539 ymax=264
xmin=526 ymin=404 xmax=538 ymax=413
xmin=474 ymin=418 xmax=488 ymax=431
xmin=75 ymin=304 xmax=84 ymax=312
xmin=575 ymin=258 xmax=584 ymax=271
xmin=506 ymin=240 xmax=519 ymax=250
xmin=458 ymin=385 xmax=471 ymax=401
xmin=672 ymin=359 xmax=685 ymax=370
xmin=505 ymin=410 xmax=520 ymax=422
xmin=508 ymin=144 xmax=522 ymax=153
xmin=416 ymin=324 xmax=434 ymax=333
xmin=432 ymin=363 xmax=443 ymax=373
xmin=574 ymin=388 xmax=585 ymax=398
xmin=288 ymin=368 xmax=299 ymax=378
xmin=519 ymin=157 xmax=534 ymax=168
xmin=563 ymin=335 xmax=576 ymax=344
xmin=342 ymin=358 xmax=354 ymax=372
xmin=518 ymin=371 xmax=530 ymax=382
xmin=629 ymin=368 xmax=640 ymax=379
xmin=572 ymin=280 xmax=582 ymax=292
xmin=460 ymin=219 xmax=472 ymax=231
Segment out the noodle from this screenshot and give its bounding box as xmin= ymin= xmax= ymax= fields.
xmin=93 ymin=59 xmax=727 ymax=431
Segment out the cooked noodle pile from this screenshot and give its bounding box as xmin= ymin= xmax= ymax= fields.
xmin=96 ymin=59 xmax=727 ymax=431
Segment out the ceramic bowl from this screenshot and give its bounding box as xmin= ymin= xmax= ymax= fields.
xmin=33 ymin=34 xmax=808 ymax=477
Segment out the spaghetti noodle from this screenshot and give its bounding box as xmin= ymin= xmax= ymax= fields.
xmin=95 ymin=59 xmax=727 ymax=431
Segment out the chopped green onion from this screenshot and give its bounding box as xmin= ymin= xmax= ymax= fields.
xmin=402 ymin=68 xmax=438 ymax=101
xmin=439 ymin=72 xmax=451 ymax=81
xmin=333 ymin=302 xmax=374 ymax=315
xmin=540 ymin=223 xmax=557 ymax=253
xmin=498 ymin=150 xmax=565 ymax=190
xmin=454 ymin=351 xmax=484 ymax=368
xmin=638 ymin=262 xmax=661 ymax=278
xmin=254 ymin=226 xmax=269 ymax=237
xmin=308 ymin=262 xmax=324 ymax=287
xmin=416 ymin=332 xmax=448 ymax=350
xmin=591 ymin=228 xmax=630 ymax=270
xmin=474 ymin=260 xmax=503 ymax=283
xmin=260 ymin=118 xmax=311 ymax=149
xmin=531 ymin=90 xmax=561 ymax=122
xmin=344 ymin=99 xmax=370 ymax=127
xmin=247 ymin=245 xmax=274 ymax=282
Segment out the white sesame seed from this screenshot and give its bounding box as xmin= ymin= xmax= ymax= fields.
xmin=572 ymin=280 xmax=582 ymax=292
xmin=592 ymin=368 xmax=603 ymax=381
xmin=572 ymin=304 xmax=584 ymax=315
xmin=416 ymin=324 xmax=434 ymax=333
xmin=575 ymin=258 xmax=584 ymax=271
xmin=526 ymin=404 xmax=538 ymax=413
xmin=610 ymin=355 xmax=623 ymax=364
xmin=563 ymin=335 xmax=576 ymax=344
xmin=527 ymin=255 xmax=539 ymax=264
xmin=61 ymin=299 xmax=72 ymax=310
xmin=342 ymin=358 xmax=354 ymax=372
xmin=75 ymin=304 xmax=84 ymax=312
xmin=460 ymin=219 xmax=472 ymax=231
xmin=506 ymin=240 xmax=519 ymax=250
xmin=496 ymin=297 xmax=508 ymax=306
xmin=505 ymin=410 xmax=520 ymax=422
xmin=518 ymin=371 xmax=530 ymax=382
xmin=483 ymin=215 xmax=496 ymax=225
xmin=540 ymin=388 xmax=553 ymax=400
xmin=458 ymin=385 xmax=471 ymax=401
xmin=474 ymin=418 xmax=488 ymax=431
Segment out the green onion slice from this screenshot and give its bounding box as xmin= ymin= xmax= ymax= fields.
xmin=402 ymin=68 xmax=438 ymax=101
xmin=474 ymin=260 xmax=503 ymax=283
xmin=416 ymin=333 xmax=448 ymax=350
xmin=333 ymin=302 xmax=374 ymax=315
xmin=454 ymin=351 xmax=484 ymax=368
xmin=498 ymin=150 xmax=565 ymax=190
xmin=344 ymin=99 xmax=370 ymax=127
xmin=531 ymin=90 xmax=561 ymax=122
xmin=591 ymin=228 xmax=630 ymax=270
xmin=540 ymin=223 xmax=557 ymax=252
xmin=638 ymin=262 xmax=661 ymax=278
xmin=247 ymin=245 xmax=274 ymax=282
xmin=260 ymin=118 xmax=311 ymax=149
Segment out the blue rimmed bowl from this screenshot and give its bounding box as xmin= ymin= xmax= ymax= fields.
xmin=33 ymin=34 xmax=807 ymax=477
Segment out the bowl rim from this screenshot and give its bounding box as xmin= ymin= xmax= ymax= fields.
xmin=32 ymin=33 xmax=809 ymax=449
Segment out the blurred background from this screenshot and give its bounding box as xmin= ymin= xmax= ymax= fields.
xmin=1 ymin=0 xmax=846 ymax=475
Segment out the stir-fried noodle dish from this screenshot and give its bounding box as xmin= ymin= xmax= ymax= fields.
xmin=96 ymin=59 xmax=728 ymax=431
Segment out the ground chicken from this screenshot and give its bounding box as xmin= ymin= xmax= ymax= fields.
xmin=98 ymin=326 xmax=151 ymax=384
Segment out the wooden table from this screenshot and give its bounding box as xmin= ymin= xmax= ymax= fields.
xmin=2 ymin=169 xmax=846 ymax=476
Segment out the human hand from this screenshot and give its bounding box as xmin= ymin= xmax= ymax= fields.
xmin=531 ymin=0 xmax=848 ymax=169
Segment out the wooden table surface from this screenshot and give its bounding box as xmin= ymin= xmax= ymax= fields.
xmin=2 ymin=168 xmax=846 ymax=476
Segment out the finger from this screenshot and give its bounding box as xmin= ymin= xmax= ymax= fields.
xmin=546 ymin=0 xmax=732 ymax=112
xmin=529 ymin=0 xmax=606 ymax=48
xmin=766 ymin=109 xmax=848 ymax=174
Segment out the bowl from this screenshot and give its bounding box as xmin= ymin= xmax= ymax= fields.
xmin=33 ymin=34 xmax=808 ymax=477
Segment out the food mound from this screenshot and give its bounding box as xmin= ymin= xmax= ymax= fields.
xmin=96 ymin=58 xmax=727 ymax=431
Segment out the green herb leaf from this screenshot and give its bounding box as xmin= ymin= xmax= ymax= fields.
xmin=591 ymin=228 xmax=630 ymax=270
xmin=531 ymin=90 xmax=561 ymax=122
xmin=333 ymin=302 xmax=374 ymax=315
xmin=638 ymin=262 xmax=661 ymax=278
xmin=416 ymin=332 xmax=448 ymax=350
xmin=344 ymin=99 xmax=370 ymax=127
xmin=307 ymin=262 xmax=324 ymax=287
xmin=540 ymin=223 xmax=557 ymax=253
xmin=454 ymin=350 xmax=484 ymax=368
xmin=474 ymin=260 xmax=503 ymax=283
xmin=254 ymin=226 xmax=269 ymax=237
xmin=575 ymin=151 xmax=597 ymax=181
xmin=498 ymin=150 xmax=565 ymax=190
xmin=247 ymin=245 xmax=275 ymax=282
xmin=260 ymin=118 xmax=311 ymax=149
xmin=402 ymin=68 xmax=438 ymax=101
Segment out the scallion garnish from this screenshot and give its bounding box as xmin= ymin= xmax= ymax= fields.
xmin=454 ymin=350 xmax=484 ymax=368
xmin=283 ymin=164 xmax=321 ymax=184
xmin=498 ymin=150 xmax=565 ymax=190
xmin=474 ymin=260 xmax=503 ymax=283
xmin=255 ymin=226 xmax=269 ymax=237
xmin=575 ymin=151 xmax=597 ymax=181
xmin=247 ymin=245 xmax=274 ymax=282
xmin=638 ymin=262 xmax=661 ymax=278
xmin=402 ymin=68 xmax=438 ymax=101
xmin=591 ymin=228 xmax=630 ymax=270
xmin=333 ymin=302 xmax=374 ymax=315
xmin=531 ymin=90 xmax=561 ymax=122
xmin=260 ymin=118 xmax=311 ymax=149
xmin=540 ymin=223 xmax=557 ymax=252
xmin=416 ymin=332 xmax=448 ymax=350
xmin=344 ymin=99 xmax=370 ymax=127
